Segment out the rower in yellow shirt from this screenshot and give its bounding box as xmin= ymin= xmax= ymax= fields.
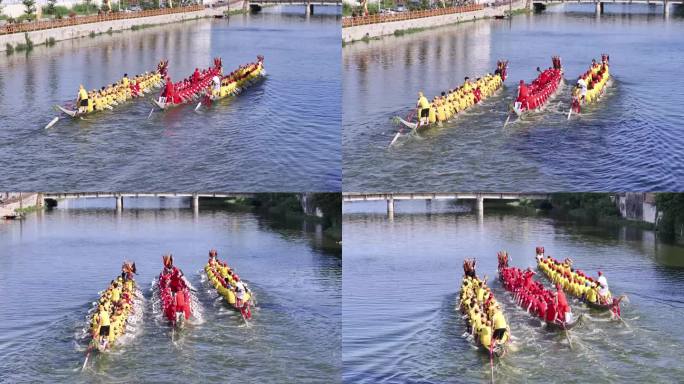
xmin=479 ymin=320 xmax=493 ymax=348
xmin=416 ymin=91 xmax=431 ymax=126
xmin=77 ymin=85 xmax=89 ymax=114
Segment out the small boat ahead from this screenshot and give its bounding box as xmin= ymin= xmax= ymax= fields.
xmin=535 ymin=247 xmax=622 ymax=316
xmin=204 ymin=250 xmax=254 ymax=322
xmin=195 ymin=56 xmax=266 ymax=111
xmin=153 ymin=58 xmax=223 ymax=110
xmin=568 ymin=54 xmax=611 ymax=119
xmin=54 ymin=60 xmax=168 ymax=120
xmin=459 ymin=258 xmax=510 ymax=358
xmin=82 ymin=261 xmax=141 ymax=370
xmin=505 ymin=56 xmax=563 ymax=126
xmin=390 ymin=60 xmax=508 ymax=146
xmin=158 ymin=254 xmax=195 ymax=329
xmin=498 ymin=251 xmax=579 ymax=333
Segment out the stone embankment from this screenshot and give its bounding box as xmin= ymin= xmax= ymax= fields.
xmin=342 ymin=1 xmax=527 ymax=43
xmin=0 ymin=3 xmax=243 ymax=52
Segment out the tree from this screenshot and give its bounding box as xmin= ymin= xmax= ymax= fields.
xmin=655 ymin=193 xmax=684 ymax=239
xmin=22 ymin=0 xmax=36 ymax=20
xmin=46 ymin=0 xmax=57 ymax=14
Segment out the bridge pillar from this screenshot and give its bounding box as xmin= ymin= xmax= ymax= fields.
xmin=664 ymin=1 xmax=670 ymax=16
xmin=306 ymin=2 xmax=313 ymax=15
xmin=116 ymin=195 xmax=123 ymax=211
xmin=595 ymin=1 xmax=603 ymax=15
xmin=36 ymin=193 xmax=44 ymax=208
xmin=475 ymin=194 xmax=484 ymax=214
xmin=387 ymin=196 xmax=395 ymax=217
xmin=192 ymin=193 xmax=199 ymax=211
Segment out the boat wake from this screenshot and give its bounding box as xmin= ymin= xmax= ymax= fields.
xmin=75 ymin=286 xmax=145 ymax=364
xmin=149 ymin=276 xmax=204 ymax=329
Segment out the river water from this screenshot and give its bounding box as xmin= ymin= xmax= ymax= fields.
xmin=343 ymin=5 xmax=684 ymax=191
xmin=0 ymin=6 xmax=341 ymax=191
xmin=343 ymin=200 xmax=684 ymax=383
xmin=0 ymin=197 xmax=341 ymax=383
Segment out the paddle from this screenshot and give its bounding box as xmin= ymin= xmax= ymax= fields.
xmin=147 ymin=108 xmax=154 ymax=120
xmin=503 ymin=111 xmax=512 ymax=128
xmin=81 ymin=345 xmax=93 ymax=371
xmin=562 ymin=314 xmax=576 ymax=350
xmin=389 ymin=128 xmax=403 ymax=148
xmin=44 ymin=116 xmax=59 ymax=130
xmin=489 ymin=323 xmax=495 ymax=384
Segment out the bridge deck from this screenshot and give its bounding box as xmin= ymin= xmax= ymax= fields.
xmin=343 ymin=192 xmax=549 ymax=202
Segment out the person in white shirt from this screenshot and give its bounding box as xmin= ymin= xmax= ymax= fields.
xmin=577 ymin=77 xmax=588 ymax=101
xmin=598 ymin=271 xmax=608 ymax=288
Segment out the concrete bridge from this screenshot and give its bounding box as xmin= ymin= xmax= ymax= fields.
xmin=248 ymin=0 xmax=341 ymax=14
xmin=343 ymin=192 xmax=550 ymax=215
xmin=42 ymin=192 xmax=255 ymax=211
xmin=532 ymin=0 xmax=682 ymax=16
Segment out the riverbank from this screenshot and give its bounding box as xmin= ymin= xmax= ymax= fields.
xmin=0 ymin=4 xmax=231 ymax=52
xmin=206 ymin=193 xmax=342 ymax=246
xmin=341 ymin=1 xmax=528 ymax=43
xmin=0 ymin=193 xmax=42 ymax=218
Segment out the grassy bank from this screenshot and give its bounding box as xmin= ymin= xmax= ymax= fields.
xmin=14 ymin=205 xmax=44 ymax=214
xmin=531 ymin=193 xmax=655 ymax=230
xmin=203 ymin=194 xmax=342 ymax=243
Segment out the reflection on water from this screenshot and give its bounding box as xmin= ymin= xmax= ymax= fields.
xmin=343 ymin=201 xmax=684 ymax=383
xmin=343 ymin=6 xmax=684 ymax=191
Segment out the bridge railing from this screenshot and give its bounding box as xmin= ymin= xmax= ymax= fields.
xmin=342 ymin=4 xmax=483 ymax=27
xmin=0 ymin=4 xmax=204 ymax=35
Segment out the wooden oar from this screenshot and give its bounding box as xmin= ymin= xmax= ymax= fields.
xmin=389 ymin=131 xmax=402 ymax=148
xmin=489 ymin=323 xmax=495 ymax=384
xmin=194 ymin=101 xmax=202 ymax=112
xmin=81 ymin=348 xmax=92 ymax=371
xmin=562 ymin=316 xmax=574 ymax=350
xmin=503 ymin=111 xmax=512 ymax=128
xmin=44 ymin=116 xmax=59 ymax=130
xmin=567 ymin=107 xmax=573 ymax=120
xmin=147 ymin=108 xmax=154 ymax=119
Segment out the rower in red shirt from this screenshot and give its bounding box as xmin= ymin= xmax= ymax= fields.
xmin=162 ymin=77 xmax=175 ymax=104
xmin=555 ymin=284 xmax=571 ymax=323
xmin=545 ymin=297 xmax=558 ymax=324
xmin=192 ymin=68 xmax=201 ymax=84
xmin=516 ymin=80 xmax=529 ymax=109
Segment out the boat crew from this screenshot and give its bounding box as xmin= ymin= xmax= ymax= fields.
xmin=77 ymin=85 xmax=89 ymax=114
xmin=416 ymin=92 xmax=430 ymax=126
xmin=122 ymin=74 xmax=129 ymax=88
xmin=555 ymin=284 xmax=573 ymax=324
xmin=212 ymin=75 xmax=221 ymax=98
xmin=515 ymin=80 xmax=528 ymax=111
xmin=597 ymin=271 xmax=608 ymax=288
xmin=192 ymin=68 xmax=201 ymax=85
xmin=577 ymin=76 xmax=588 ymax=102
xmin=96 ymin=305 xmax=111 ymax=349
xmin=161 ymin=77 xmax=175 ymax=105
xmin=234 ymin=275 xmax=248 ymax=306
xmin=491 ymin=305 xmax=508 ymax=341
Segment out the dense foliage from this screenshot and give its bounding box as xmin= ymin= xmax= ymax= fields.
xmin=655 ymin=193 xmax=684 ymax=239
xmin=548 ymin=193 xmax=620 ymax=221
